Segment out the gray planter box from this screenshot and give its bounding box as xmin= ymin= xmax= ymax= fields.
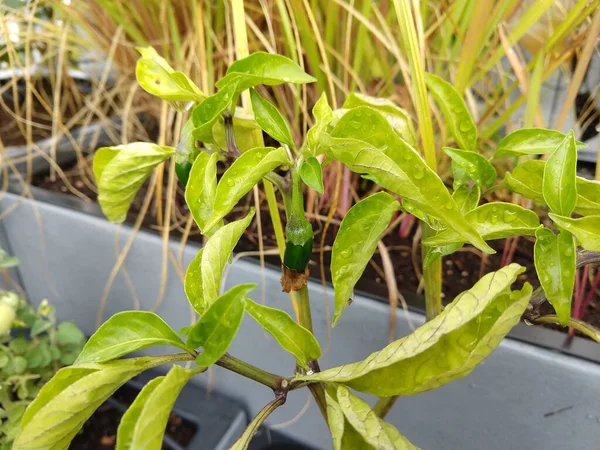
xmin=2 ymin=185 xmax=600 ymax=450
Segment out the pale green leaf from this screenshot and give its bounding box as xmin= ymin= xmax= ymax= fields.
xmin=543 ymin=130 xmax=577 ymax=216
xmin=326 ymin=108 xmax=493 ymax=254
xmin=211 ymin=108 xmax=263 ymax=153
xmin=184 ymin=152 xmax=220 ymax=234
xmin=548 ymin=214 xmax=600 ymax=252
xmin=117 ymin=366 xmax=199 ymax=450
xmin=191 ymin=81 xmax=239 ymax=142
xmin=453 ymin=185 xmax=481 ymax=214
xmin=295 ymin=264 xmax=531 ymax=396
xmin=75 ymin=311 xmax=187 ymax=365
xmin=187 ymin=284 xmax=253 ymax=367
xmin=94 ymin=143 xmax=175 ymax=223
xmin=494 ymin=128 xmax=586 ymax=159
xmin=331 ymin=192 xmax=399 ymax=325
xmin=299 ymin=156 xmax=324 ymax=194
xmin=534 ymin=227 xmax=575 ymax=326
xmin=14 ymin=356 xmax=176 ymax=450
xmin=201 ymin=210 xmax=255 ymax=305
xmin=184 ymin=249 xmax=204 ymax=315
xmin=204 ymin=147 xmax=289 ymax=231
xmin=443 ymin=147 xmax=496 ymax=187
xmin=424 ymin=73 xmax=476 ymax=150
xmin=250 ymin=89 xmax=294 ymax=147
xmin=307 ymin=93 xmax=334 ymax=154
xmin=245 ymin=299 xmax=321 ymax=367
xmin=342 ymin=92 xmax=417 ymax=147
xmin=423 ymin=202 xmax=540 ymax=246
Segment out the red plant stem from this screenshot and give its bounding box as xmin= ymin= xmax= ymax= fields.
xmin=336 ymin=166 xmax=352 ymax=216
xmin=500 ymin=237 xmax=512 ymax=267
xmin=399 ymin=214 xmax=415 ymax=239
xmin=580 ymin=269 xmax=600 ymax=320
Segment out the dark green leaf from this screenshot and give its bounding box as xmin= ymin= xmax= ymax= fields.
xmin=548 ymin=214 xmax=600 ymax=252
xmin=424 ymin=73 xmax=476 ymax=150
xmin=55 ymin=322 xmax=85 ymax=345
xmin=204 ymin=147 xmax=289 ymax=231
xmin=534 ymin=227 xmax=575 ymax=326
xmin=75 ymin=311 xmax=187 ymax=365
xmin=250 ymin=89 xmax=294 ymax=147
xmin=542 ymin=130 xmax=577 ymax=216
xmin=494 ymin=128 xmax=586 ymax=159
xmin=94 ymin=143 xmax=176 ymax=223
xmin=245 ymin=299 xmax=321 ymax=367
xmin=25 ymin=342 xmax=52 ymax=369
xmin=331 ymin=192 xmax=400 ymax=325
xmin=185 ymin=152 xmax=220 ymax=234
xmin=187 ymin=284 xmax=253 ymax=367
xmin=299 ymin=156 xmax=324 ymax=194
xmin=296 ymin=264 xmax=531 ymax=396
xmin=443 ymin=147 xmax=496 ymax=187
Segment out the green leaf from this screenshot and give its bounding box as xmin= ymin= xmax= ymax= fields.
xmin=423 ymin=202 xmax=540 ymax=246
xmin=13 ymin=356 xmax=28 ymax=374
xmin=342 ymin=92 xmax=417 ymax=147
xmin=245 ymin=299 xmax=321 ymax=367
xmin=135 ymin=47 xmax=204 ymax=109
xmin=191 ymin=81 xmax=239 ymax=142
xmin=30 ymin=319 xmax=53 ymax=337
xmin=187 ymin=284 xmax=253 ymax=367
xmin=307 ymin=93 xmax=334 ymax=154
xmin=25 ymin=342 xmax=52 ymax=369
xmin=204 ymin=147 xmax=289 ymax=231
xmin=424 ymin=73 xmax=476 ymax=150
xmin=184 ymin=249 xmax=204 ymax=315
xmin=295 ymin=264 xmax=531 ymax=396
xmin=116 ymin=366 xmax=198 ymax=450
xmin=453 ymin=185 xmax=480 ymax=214
xmin=548 ymin=214 xmax=600 ymax=251
xmin=94 ymin=143 xmax=176 ymax=223
xmin=331 ymin=192 xmax=400 ymax=325
xmin=542 ymin=130 xmax=577 ymax=216
xmin=55 ymin=322 xmax=85 ymax=345
xmin=211 ymin=108 xmax=263 ymax=152
xmin=326 ymin=108 xmax=493 ymax=254
xmin=573 ymin=178 xmax=600 ymax=216
xmin=75 ymin=311 xmax=187 ymax=365
xmin=249 ymin=89 xmax=294 ymax=147
xmin=185 ymin=152 xmax=220 ymax=234
xmin=534 ymin=227 xmax=575 ymax=326
xmin=299 ymin=156 xmax=324 ymax=194
xmin=216 ymin=52 xmax=317 ymax=92
xmin=201 ymin=210 xmax=255 ymax=305
xmin=14 ymin=356 xmax=176 ymax=450
xmin=443 ymin=147 xmax=496 ymax=187
xmin=494 ymin=128 xmax=586 ymax=159
xmin=336 ymin=385 xmax=419 ymax=450
xmin=0 ymin=246 xmax=19 ymax=269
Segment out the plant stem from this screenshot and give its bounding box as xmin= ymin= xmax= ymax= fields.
xmin=421 ymin=226 xmax=443 ymax=320
xmin=531 ymin=316 xmax=600 ymax=344
xmin=232 ymin=397 xmax=287 ymax=448
xmin=216 ymin=353 xmax=285 ymax=392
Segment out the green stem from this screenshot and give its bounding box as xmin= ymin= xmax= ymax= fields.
xmin=531 ymin=316 xmax=600 ymax=344
xmin=422 ymin=225 xmax=442 ymax=320
xmin=232 ymin=397 xmax=287 ymax=448
xmin=216 ymin=353 xmax=286 ymax=392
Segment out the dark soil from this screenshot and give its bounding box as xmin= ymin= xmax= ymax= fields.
xmin=70 ymin=383 xmax=197 ymax=449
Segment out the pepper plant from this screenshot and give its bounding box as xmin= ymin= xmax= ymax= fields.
xmin=14 ymin=49 xmax=600 ymax=450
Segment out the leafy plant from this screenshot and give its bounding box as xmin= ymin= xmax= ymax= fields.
xmin=1 ymin=294 xmax=86 ymax=450
xmin=14 ymin=50 xmax=600 ymax=450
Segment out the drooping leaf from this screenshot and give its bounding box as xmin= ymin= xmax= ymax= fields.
xmin=295 ymin=264 xmax=531 ymax=396
xmin=443 ymin=147 xmax=496 ymax=187
xmin=326 ymin=107 xmax=493 ymax=254
xmin=324 ymin=387 xmax=373 ymax=450
xmin=94 ymin=143 xmax=176 ymax=223
xmin=250 ymin=89 xmax=294 ymax=147
xmin=494 ymin=128 xmax=586 ymax=159
xmin=424 ymin=73 xmax=476 ymax=150
xmin=534 ymin=227 xmax=575 ymax=326
xmin=215 ymin=52 xmax=317 ymax=92
xmin=423 ymin=202 xmax=540 ymax=246
xmin=504 ymin=160 xmax=600 ymax=216
xmin=336 ymin=385 xmax=419 ymax=450
xmin=342 ymin=92 xmax=417 ymax=147
xmin=135 ymin=47 xmax=204 ymax=108
xmin=299 ymin=156 xmax=324 ymax=194
xmin=331 ymin=192 xmax=400 ymax=325
xmin=201 ymin=210 xmax=255 ymax=305
xmin=211 ymin=108 xmax=263 ymax=152
xmin=187 ymin=284 xmax=253 ymax=367
xmin=185 ymin=152 xmax=220 ymax=234
xmin=204 ymin=147 xmax=289 ymax=231
xmin=13 ymin=356 xmax=177 ymax=450
xmin=245 ymin=299 xmax=321 ymax=367
xmin=542 ymin=130 xmax=577 ymax=216
xmin=75 ymin=311 xmax=187 ymax=365
xmin=191 ymin=81 xmax=239 ymax=142
xmin=307 ymin=93 xmax=334 ymax=154
xmin=116 ymin=366 xmax=199 ymax=450
xmin=184 ymin=249 xmax=204 ymax=315
xmin=548 ymin=214 xmax=600 ymax=252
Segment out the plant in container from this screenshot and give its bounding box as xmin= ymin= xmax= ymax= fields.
xmin=13 ymin=47 xmax=600 ymax=450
